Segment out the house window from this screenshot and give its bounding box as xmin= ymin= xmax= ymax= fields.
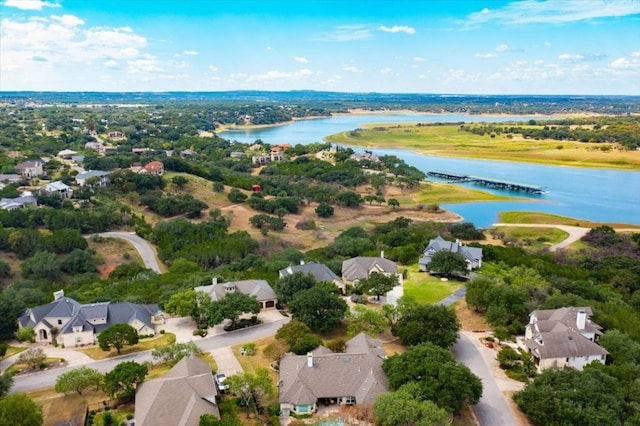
xmin=601 ymin=355 xmax=605 ymax=360
xmin=345 ymin=396 xmax=356 ymax=406
xmin=566 ymin=357 xmax=569 ymax=362
xmin=58 ymin=319 xmax=62 ymax=325
xmin=298 ymin=405 xmax=308 ymax=413
xmin=76 ymin=338 xmax=81 ymax=344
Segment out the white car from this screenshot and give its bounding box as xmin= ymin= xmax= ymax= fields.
xmin=215 ymin=373 xmax=229 ymax=392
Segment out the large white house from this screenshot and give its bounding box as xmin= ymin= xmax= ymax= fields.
xmin=18 ymin=290 xmax=162 ymax=347
xmin=524 ymin=306 xmax=608 ymax=371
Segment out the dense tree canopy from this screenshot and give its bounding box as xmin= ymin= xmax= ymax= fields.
xmin=374 ymin=382 xmax=451 ymax=426
xmin=55 ymin=367 xmax=103 ymax=395
xmin=0 ymin=393 xmax=43 ymax=426
xmin=427 ymin=251 xmax=469 ymax=278
xmin=203 ymin=291 xmax=260 ymax=328
xmin=392 ymin=304 xmax=460 ymax=348
xmin=98 ymin=323 xmax=139 ymax=354
xmin=103 ymin=361 xmax=148 ymax=400
xmin=288 ymin=286 xmax=348 ymax=333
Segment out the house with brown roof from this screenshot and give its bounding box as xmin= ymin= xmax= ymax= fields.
xmin=194 ymin=278 xmax=277 ymax=310
xmin=135 ymin=355 xmax=219 ymax=426
xmin=341 ymin=255 xmax=400 ymax=285
xmin=524 ymin=306 xmax=608 ymax=371
xmin=143 ymin=161 xmax=165 ymax=175
xmin=279 ymin=333 xmax=388 ymax=417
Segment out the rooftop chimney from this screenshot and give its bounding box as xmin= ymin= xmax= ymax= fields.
xmin=380 ymin=250 xmax=384 ymax=258
xmin=576 ymin=309 xmax=586 ymax=330
xmin=212 ymin=277 xmax=218 ymax=285
xmin=307 ymin=352 xmax=313 ymax=368
xmin=300 ymin=260 xmax=305 ymax=265
xmin=53 ymin=289 xmax=64 ymax=300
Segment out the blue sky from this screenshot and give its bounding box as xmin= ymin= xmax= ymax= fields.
xmin=1 ymin=0 xmax=639 ymax=94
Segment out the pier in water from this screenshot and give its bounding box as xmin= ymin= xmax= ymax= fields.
xmin=427 ymin=170 xmax=546 ymax=194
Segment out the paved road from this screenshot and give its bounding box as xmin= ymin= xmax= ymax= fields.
xmin=11 ymin=317 xmax=290 ymax=394
xmin=93 ymin=232 xmax=162 ymax=273
xmin=452 ymin=334 xmax=518 ymax=426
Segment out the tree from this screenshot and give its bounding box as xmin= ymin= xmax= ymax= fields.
xmin=599 ymin=329 xmax=640 ymax=365
xmin=226 ymin=368 xmax=275 ymax=418
xmin=164 ymin=289 xmax=203 ymax=322
xmin=275 ymin=320 xmax=313 ymax=347
xmin=21 ymin=251 xmax=62 ymax=281
xmin=0 ymin=343 xmax=7 ymax=359
xmin=151 ymin=341 xmax=202 ymax=366
xmin=374 ymin=382 xmax=451 ymax=426
xmin=17 ymin=347 xmax=46 ymax=370
xmin=514 ymin=368 xmax=624 ymax=426
xmin=449 ymin=223 xmax=485 ymax=240
xmin=16 ymin=326 xmax=36 ymax=343
xmin=227 ymin=188 xmax=248 ymax=203
xmin=204 ymin=291 xmax=260 ymax=328
xmin=290 ymin=333 xmax=323 ymax=355
xmin=357 ymin=272 xmax=398 ymax=300
xmin=315 ymin=202 xmax=334 ymax=218
xmin=274 ymin=271 xmax=316 ymax=304
xmin=336 ymin=191 xmax=363 ymax=207
xmin=0 ymin=370 xmax=14 ymax=398
xmin=347 ymin=305 xmax=388 ymax=338
xmin=465 ymin=276 xmax=496 ymax=312
xmin=392 ymin=304 xmax=460 ymax=348
xmin=171 ymin=175 xmax=189 ymax=188
xmin=427 ymin=251 xmax=469 ymax=278
xmin=103 ymin=361 xmax=148 ymax=400
xmin=55 ymin=367 xmax=103 ymax=395
xmin=98 ymin=323 xmax=139 ymax=354
xmin=288 ymin=286 xmax=348 ymax=333
xmin=388 ymin=198 xmax=399 ymax=208
xmin=382 ymin=343 xmax=482 ymax=413
xmin=0 ymin=393 xmax=43 ymax=426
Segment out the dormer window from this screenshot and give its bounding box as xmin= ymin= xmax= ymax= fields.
xmin=224 ymin=284 xmax=236 ymax=292
xmin=73 ymin=325 xmax=82 ymax=333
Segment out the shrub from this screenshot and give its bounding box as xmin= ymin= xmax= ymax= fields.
xmin=350 ymin=295 xmax=366 ymax=304
xmin=241 ymin=343 xmax=257 ymax=356
xmin=15 ymin=327 xmax=35 ymax=343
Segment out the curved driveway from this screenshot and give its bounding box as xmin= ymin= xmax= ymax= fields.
xmin=93 ymin=232 xmax=162 ymax=273
xmin=492 ymin=223 xmax=591 ymax=252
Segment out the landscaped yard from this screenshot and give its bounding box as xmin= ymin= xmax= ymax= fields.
xmin=78 ymin=332 xmax=176 ymax=360
xmin=403 ymin=264 xmax=463 ymax=304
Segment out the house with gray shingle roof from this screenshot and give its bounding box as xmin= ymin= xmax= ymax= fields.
xmin=0 ymin=194 xmax=37 ymax=210
xmin=195 ymin=278 xmax=277 ymax=310
xmin=419 ymin=235 xmax=483 ymax=272
xmin=279 ymin=333 xmax=388 ymax=417
xmin=279 ymin=262 xmax=345 ymax=293
xmin=18 ymin=290 xmax=161 ymax=347
xmin=41 ymin=180 xmax=73 ymax=199
xmin=76 ymin=170 xmax=110 ymax=187
xmin=341 ymin=256 xmax=400 ymax=285
xmin=135 ymin=355 xmax=219 ymax=426
xmin=524 ymin=306 xmax=608 ymax=371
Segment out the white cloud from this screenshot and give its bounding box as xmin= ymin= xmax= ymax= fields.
xmin=127 ymin=54 xmax=163 ymax=73
xmin=342 ymin=66 xmax=360 ymax=73
xmin=610 ymin=57 xmax=640 ymax=69
xmin=544 ymin=41 xmax=552 ymax=47
xmin=379 ymin=67 xmax=392 ymax=74
xmin=293 ymin=56 xmax=309 ymax=64
xmin=312 ymin=25 xmax=373 ymax=41
xmin=496 ymin=44 xmax=509 ymax=52
xmin=266 ymin=46 xmax=272 ymax=51
xmin=378 ymin=25 xmax=416 ymax=34
xmin=243 ymin=68 xmax=315 ymax=82
xmin=51 ymin=15 xmax=84 ymax=27
xmin=208 ymin=64 xmax=219 ymax=71
xmin=103 ymin=59 xmax=118 ymax=68
xmin=631 ymin=51 xmax=640 ymax=57
xmin=475 ymin=53 xmax=497 ymax=58
xmin=182 ymin=50 xmax=198 ymax=56
xmin=412 ymin=56 xmax=426 ymax=62
xmin=559 ymin=53 xmax=584 ymax=61
xmin=466 ymin=0 xmax=640 ymax=25
xmin=4 ymin=0 xmax=59 ymax=10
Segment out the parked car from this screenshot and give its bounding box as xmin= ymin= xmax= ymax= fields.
xmin=215 ymin=373 xmax=229 ymax=392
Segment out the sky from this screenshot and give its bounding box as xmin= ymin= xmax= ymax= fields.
xmin=1 ymin=0 xmax=639 ymax=94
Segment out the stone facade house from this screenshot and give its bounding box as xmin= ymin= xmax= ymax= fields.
xmin=279 ymin=333 xmax=388 ymax=416
xmin=18 ymin=290 xmax=161 ymax=347
xmin=135 ymin=355 xmax=219 ymax=426
xmin=195 ymin=278 xmax=277 ymax=310
xmin=524 ymin=306 xmax=608 ymax=371
xmin=341 ymin=256 xmax=400 ymax=285
xmin=419 ymin=235 xmax=483 ymax=272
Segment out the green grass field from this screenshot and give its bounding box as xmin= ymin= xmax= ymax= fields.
xmin=325 ymin=123 xmax=640 ymax=170
xmin=498 ymin=211 xmax=640 ymax=228
xmin=402 ymin=264 xmax=463 ymax=304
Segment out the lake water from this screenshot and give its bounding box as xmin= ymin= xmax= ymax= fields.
xmin=219 ymin=114 xmax=640 ymax=227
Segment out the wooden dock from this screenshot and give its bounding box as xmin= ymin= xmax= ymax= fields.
xmin=427 ymin=170 xmax=546 ymax=194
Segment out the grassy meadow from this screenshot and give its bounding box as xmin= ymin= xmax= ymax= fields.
xmin=325 ymin=123 xmax=640 ymax=170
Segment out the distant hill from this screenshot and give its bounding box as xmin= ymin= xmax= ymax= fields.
xmin=1 ymin=91 xmax=639 ymax=115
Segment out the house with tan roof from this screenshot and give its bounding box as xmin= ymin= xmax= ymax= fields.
xmin=135 ymin=355 xmax=219 ymax=426
xmin=279 ymin=333 xmax=388 ymax=417
xmin=194 ymin=278 xmax=277 ymax=310
xmin=524 ymin=306 xmax=608 ymax=371
xmin=341 ymin=255 xmax=400 ymax=285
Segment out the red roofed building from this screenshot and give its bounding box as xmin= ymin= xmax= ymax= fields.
xmin=143 ymin=161 xmax=165 ymax=176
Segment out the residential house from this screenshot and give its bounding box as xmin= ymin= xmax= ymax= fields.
xmin=0 ymin=194 xmax=37 ymax=210
xmin=85 ymin=141 xmax=106 ymax=153
xmin=17 ymin=290 xmax=162 ymax=347
xmin=132 ymin=147 xmax=152 ymax=155
xmin=195 ymin=278 xmax=277 ymax=310
xmin=252 ymin=154 xmax=271 ymax=166
xmin=75 ymin=170 xmax=110 ymax=186
xmin=524 ymin=306 xmax=608 ymax=371
xmin=230 ymin=151 xmax=247 ymax=159
xmin=419 ymin=235 xmax=483 ymax=272
xmin=108 ymin=131 xmax=126 ymax=141
xmin=279 ymin=262 xmax=345 ymax=293
xmin=0 ymin=174 xmax=22 ymax=184
xmin=350 ymin=152 xmax=380 ymax=163
xmin=15 ymin=160 xmax=44 ymax=179
xmin=180 ymin=149 xmax=197 ymax=158
xmin=279 ymin=333 xmax=388 ymax=416
xmin=135 ymin=355 xmax=219 ymax=426
xmin=41 ymin=181 xmax=73 ymax=199
xmin=341 ymin=255 xmax=400 ymax=285
xmin=56 ymin=149 xmax=77 ymax=159
xmin=143 ymin=161 xmax=165 ymax=176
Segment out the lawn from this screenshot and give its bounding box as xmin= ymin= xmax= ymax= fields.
xmin=490 ymin=226 xmax=569 ymax=251
xmin=78 ymin=332 xmax=176 ymax=360
xmin=403 ymin=264 xmax=463 ymax=305
xmin=325 ymin=123 xmax=640 ymax=170
xmin=3 ymin=344 xmax=26 ymax=359
xmin=416 ymin=181 xmax=516 ymax=204
xmin=499 ymin=211 xmax=640 ymax=229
